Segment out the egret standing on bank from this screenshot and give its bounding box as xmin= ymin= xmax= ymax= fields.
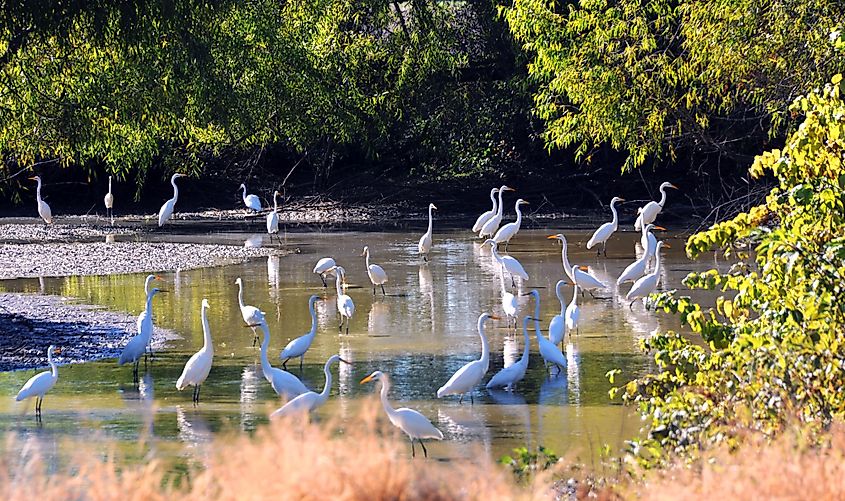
xmin=279 ymin=295 xmax=319 ymax=370
xmin=176 ymin=299 xmax=214 ymax=403
xmin=479 ymin=185 xmax=515 ymax=238
xmin=271 ymin=354 xmax=350 ymax=418
xmin=361 ymin=370 xmax=444 ymax=458
xmin=635 ymin=182 xmax=678 ymax=231
xmin=266 ymin=190 xmax=280 ymax=243
xmin=16 ymin=345 xmax=61 ymax=418
xmin=587 ymin=196 xmax=624 ymax=256
xmin=239 ymin=183 xmax=262 ymax=212
xmin=493 ymin=198 xmax=529 ymax=251
xmin=313 ymin=257 xmax=336 ymax=287
xmin=362 ymin=246 xmax=388 ymax=296
xmin=104 ymin=175 xmax=114 ymax=224
xmin=472 ymin=187 xmax=499 ymax=233
xmin=418 ymin=203 xmax=437 ymax=261
xmin=437 ymin=313 xmax=496 ymax=403
xmin=235 ymin=277 xmax=263 ymax=346
xmin=158 ymin=173 xmax=186 ymax=227
xmin=29 ymin=176 xmax=52 ymax=224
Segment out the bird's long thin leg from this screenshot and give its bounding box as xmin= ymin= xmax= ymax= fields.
xmin=420 ymin=440 xmax=428 ymax=458
xmin=282 ymin=358 xmax=289 ymax=370
xmin=320 ymin=275 xmax=327 ymax=288
xmin=629 ymin=301 xmax=635 ymax=311
xmin=471 ymin=393 xmax=474 ymax=405
xmin=372 ymin=286 xmax=376 ymax=296
xmin=411 ymin=439 xmax=416 ymax=458
xmin=345 ymin=320 xmax=349 ymax=335
xmin=423 ymin=255 xmax=428 ymax=263
xmin=299 ymin=356 xmax=304 ymax=372
xmin=251 ymin=327 xmax=258 ymax=348
xmin=603 ymin=242 xmax=608 ymax=257
xmin=459 ymin=394 xmax=463 ymax=404
xmin=381 ymin=285 xmax=386 ymax=296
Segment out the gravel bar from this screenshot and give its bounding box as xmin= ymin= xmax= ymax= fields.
xmin=0 ymin=241 xmax=280 ymax=279
xmin=0 ymin=223 xmax=138 ymax=243
xmin=0 ymin=293 xmax=178 ymax=371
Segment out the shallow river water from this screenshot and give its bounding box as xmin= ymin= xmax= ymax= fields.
xmin=0 ymin=225 xmax=720 ymax=470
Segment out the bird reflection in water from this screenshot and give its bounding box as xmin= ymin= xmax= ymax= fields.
xmin=239 ymin=363 xmax=261 ymax=432
xmin=176 ymin=405 xmax=213 ymax=466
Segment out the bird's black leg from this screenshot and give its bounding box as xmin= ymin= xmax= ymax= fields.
xmin=629 ymin=300 xmax=635 ymax=311
xmin=345 ymin=322 xmax=349 ymax=335
xmin=299 ymin=356 xmax=304 ymax=372
xmin=471 ymin=393 xmax=474 ymax=405
xmin=372 ymin=286 xmax=376 ymax=296
xmin=459 ymin=394 xmax=463 ymax=404
xmin=381 ymin=285 xmax=386 ymax=296
xmin=423 ymin=255 xmax=428 ymax=263
xmin=282 ymin=358 xmax=289 ymax=370
xmin=420 ymin=440 xmax=428 ymax=458
xmin=410 ymin=439 xmax=416 ymax=458
xmin=320 ymin=275 xmax=327 ymax=288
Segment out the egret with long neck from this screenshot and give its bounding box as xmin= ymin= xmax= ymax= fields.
xmin=280 ymin=295 xmax=319 ymax=370
xmin=436 ymin=313 xmax=495 ymax=404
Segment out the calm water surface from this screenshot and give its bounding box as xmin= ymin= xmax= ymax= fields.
xmin=0 ymin=226 xmax=721 ymax=470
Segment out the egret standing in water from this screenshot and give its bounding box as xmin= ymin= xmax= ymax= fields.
xmin=16 ymin=345 xmax=61 ymax=418
xmin=472 ymin=187 xmax=499 ymax=233
xmin=486 ymin=316 xmax=532 ymax=391
xmin=618 ymin=224 xmax=662 ymax=285
xmin=361 ymin=370 xmax=444 ymax=458
xmin=534 ymin=315 xmax=567 ymax=374
xmin=362 ymin=246 xmax=388 ymax=296
xmin=104 ymin=175 xmax=114 ymax=225
xmin=547 ymin=234 xmax=606 ymax=293
xmin=312 ymin=257 xmax=336 ymax=288
xmin=493 ymin=198 xmax=529 ymax=251
xmin=136 ymin=274 xmax=162 ymax=357
xmin=271 ymin=354 xmax=350 ymax=418
xmin=158 ymin=173 xmax=186 ymax=227
xmin=257 ymin=315 xmax=309 ymax=398
xmin=436 ymin=313 xmax=497 ymax=404
xmin=626 ymin=241 xmax=669 ymax=309
xmin=484 ymin=239 xmax=528 ymax=286
xmin=479 ymin=185 xmax=515 ymax=238
xmin=418 ymin=203 xmax=437 ymax=261
xmin=565 ymin=281 xmax=581 ymax=336
xmin=266 ymin=190 xmax=281 ymax=243
xmin=119 ymin=288 xmax=164 ymax=381
xmin=176 ymin=299 xmax=214 ymax=403
xmin=235 ymin=277 xmax=263 ymax=346
xmin=548 ymin=280 xmax=567 ymax=346
xmin=587 ymin=196 xmax=624 ymax=256
xmin=330 ymin=266 xmax=355 ymax=334
xmin=29 ymin=176 xmax=52 ymax=224
xmin=239 ymin=183 xmax=262 ymax=212
xmin=279 ymin=295 xmax=319 ymax=370
xmin=635 ymin=182 xmax=678 ymax=231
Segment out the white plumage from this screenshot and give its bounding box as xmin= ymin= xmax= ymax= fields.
xmin=29 ymin=176 xmax=53 ymax=224
xmin=362 ymin=245 xmax=388 ymax=295
xmin=266 ymin=190 xmax=280 ymax=235
xmin=436 ymin=313 xmax=494 ymax=403
xmin=313 ymin=257 xmax=336 ymax=287
xmin=119 ymin=288 xmax=162 ymax=378
xmin=176 ymin=299 xmax=214 ymax=402
xmin=158 ymin=173 xmax=186 ymax=227
xmin=331 ymin=266 xmax=355 ymax=334
xmin=240 ymin=183 xmax=262 ymax=211
xmin=257 ymin=316 xmax=308 ymax=399
xmin=634 ymin=182 xmax=677 ymax=231
xmin=235 ymin=277 xmax=263 ymax=345
xmin=565 ymin=283 xmax=580 ymax=333
xmin=484 ymin=239 xmax=528 ymax=282
xmin=417 ymin=203 xmax=437 ymax=260
xmin=548 ymin=279 xmax=567 ymax=345
xmin=487 ymin=315 xmax=532 ymax=391
xmin=279 ymin=295 xmax=319 ymax=370
xmin=626 ymin=241 xmax=668 ymax=307
xmin=586 ymin=196 xmax=624 ymax=255
xmin=618 ymin=224 xmax=660 ymax=285
xmin=16 ymin=345 xmax=60 ymax=416
xmin=270 ymin=354 xmax=348 ymax=418
xmin=472 ymin=187 xmax=499 ymax=233
xmin=479 ymin=185 xmax=515 ymax=238
xmin=104 ymin=175 xmax=114 ymax=222
xmin=493 ymin=198 xmax=529 ymax=249
xmin=534 ymin=316 xmax=567 ymax=373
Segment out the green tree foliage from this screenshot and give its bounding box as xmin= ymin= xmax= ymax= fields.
xmin=503 ymin=0 xmax=845 ymax=169
xmin=612 ymin=71 xmax=845 ymax=466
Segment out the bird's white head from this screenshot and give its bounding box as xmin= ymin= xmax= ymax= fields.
xmin=481 ymin=239 xmax=497 ymax=249
xmin=172 ymin=173 xmax=186 ymax=180
xmin=48 ymin=345 xmax=60 ymax=355
xmin=500 ymin=185 xmax=516 ymax=192
xmin=520 ymin=289 xmax=540 ymax=299
xmin=329 ymin=354 xmax=352 ymax=366
xmin=546 ymin=233 xmax=565 ymax=242
xmin=29 ymin=176 xmax=41 ymax=182
xmin=491 ymin=187 xmax=499 ymax=195
xmin=611 ymin=196 xmax=625 ymax=204
xmin=516 ymin=198 xmax=529 ymax=206
xmin=201 ymin=298 xmax=210 ymax=309
xmin=239 ymin=183 xmax=246 ymax=190
xmin=235 ymin=277 xmax=243 ymax=286
xmin=361 ymin=245 xmax=369 ymax=256
xmin=308 ymin=294 xmax=320 ymax=307
xmin=273 ymin=190 xmax=280 ymax=197
xmin=661 ymin=182 xmax=678 ymax=190
xmin=150 ymin=287 xmax=164 ymax=296
xmin=429 ymin=203 xmax=438 ymax=210
xmin=360 ymin=370 xmax=384 ymax=384
xmin=656 ymin=241 xmax=671 ymax=251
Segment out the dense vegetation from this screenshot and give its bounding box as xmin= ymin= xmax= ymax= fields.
xmin=614 ymin=69 xmax=845 ymax=465
xmin=1 ymin=1 xmax=843 ymax=203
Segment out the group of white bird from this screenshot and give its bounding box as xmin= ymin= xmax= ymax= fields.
xmin=14 ymin=175 xmax=677 ymax=458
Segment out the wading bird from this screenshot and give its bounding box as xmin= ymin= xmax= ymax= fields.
xmin=176 ymin=299 xmax=214 ymax=403
xmin=617 ymin=224 xmax=662 ymax=285
xmin=313 ymin=257 xmax=336 ymax=287
xmin=587 ymin=196 xmax=624 ymax=256
xmin=499 ymin=265 xmax=518 ymax=329
xmin=361 ymin=370 xmax=443 ymax=458
xmin=472 ymin=187 xmax=499 ymax=233
xmin=484 ymin=239 xmax=528 ymax=286
xmin=136 ymin=274 xmax=162 ymax=356
xmin=626 ymin=241 xmax=669 ymax=309
xmin=280 ymin=295 xmax=319 ymax=370
xmin=240 ymin=183 xmax=262 ymax=212
xmin=29 ymin=176 xmax=52 ymax=224
xmin=266 ymin=190 xmax=280 ymax=242
xmin=16 ymin=345 xmax=61 ymax=418
xmin=635 ymin=182 xmax=677 ymax=231
xmin=418 ymin=203 xmax=437 ymax=261
xmin=547 ymin=234 xmax=605 ymax=293
xmin=330 ymin=266 xmax=355 ymax=334
xmin=565 ymin=282 xmax=580 ymax=336
xmin=362 ymin=246 xmax=388 ymax=295
xmin=493 ymin=198 xmax=529 ymax=251
xmin=257 ymin=316 xmax=308 ymax=399
xmin=235 ymin=277 xmax=263 ymax=346
xmin=119 ymin=288 xmax=164 ymax=381
xmin=104 ymin=175 xmax=114 ymax=224
xmin=479 ymin=185 xmax=515 ymax=238
xmin=158 ymin=173 xmax=186 ymax=227
xmin=534 ymin=315 xmax=567 ymax=374
xmin=548 ymin=280 xmax=567 ymax=346
xmin=436 ymin=313 xmax=496 ymax=404
xmin=271 ymin=354 xmax=350 ymax=418
xmin=486 ymin=315 xmax=532 ymax=391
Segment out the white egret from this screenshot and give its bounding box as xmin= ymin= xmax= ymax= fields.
xmin=499 ymin=265 xmax=518 ymax=328
xmin=472 ymin=187 xmax=499 ymax=233
xmin=479 ymin=185 xmax=515 ymax=238
xmin=104 ymin=175 xmax=114 ymax=224
xmin=641 ymin=224 xmax=666 ymax=255
xmin=235 ymin=277 xmax=263 ymax=346
xmin=417 ymin=203 xmax=437 ymax=261
xmin=266 ymin=190 xmax=280 ymax=242
xmin=361 ymin=371 xmax=443 ymax=458
xmin=493 ymin=198 xmax=529 ymax=251
xmin=548 ymin=279 xmax=567 ymax=346
xmin=313 ymin=257 xmax=336 ymax=287
xmin=487 ymin=315 xmax=532 ymax=391
xmin=587 ymin=196 xmax=624 ymax=256
xmin=16 ymin=345 xmax=61 ymax=417
xmin=483 ymin=239 xmax=528 ymax=286
xmin=330 ymin=266 xmax=355 ymax=334
xmin=157 ymin=173 xmax=186 ymax=227
xmin=626 ymin=241 xmax=669 ymax=309
xmin=119 ymin=288 xmax=163 ymax=380
xmin=533 ymin=315 xmax=566 ymax=374
xmin=29 ymin=176 xmax=53 ymax=224
xmin=436 ymin=312 xmax=496 ymax=404
xmin=239 ymin=183 xmax=262 ymax=212
xmin=547 ymin=234 xmax=605 ymax=292
xmin=565 ymin=282 xmax=580 ymax=335
xmin=270 ymin=354 xmax=350 ymax=419
xmin=279 ymin=295 xmax=319 ymax=370
xmin=257 ymin=316 xmax=308 ymax=398
xmin=618 ymin=224 xmax=661 ymax=285
xmin=634 ymin=182 xmax=678 ymax=230
xmin=136 ymin=274 xmax=162 ymax=356
xmin=362 ymin=246 xmax=388 ymax=296
xmin=176 ymin=298 xmax=214 ymax=403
